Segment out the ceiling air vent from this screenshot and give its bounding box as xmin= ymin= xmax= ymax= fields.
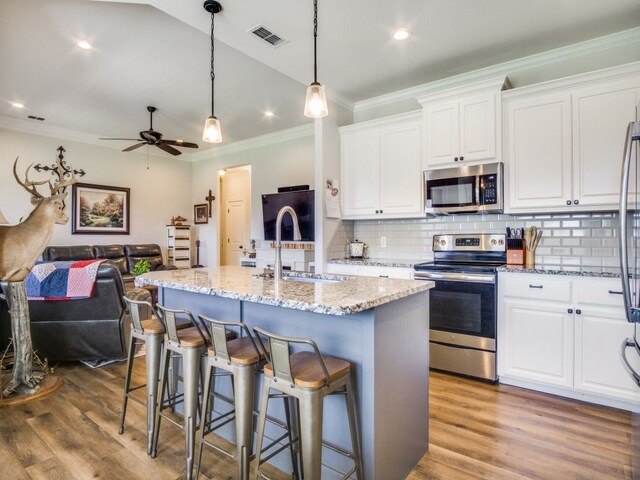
xmin=250 ymin=24 xmax=288 ymax=48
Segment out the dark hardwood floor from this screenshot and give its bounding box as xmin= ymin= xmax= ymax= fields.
xmin=0 ymin=363 xmax=637 ymax=479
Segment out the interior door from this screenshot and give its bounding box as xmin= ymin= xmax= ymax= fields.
xmin=223 ymin=199 xmax=245 ymax=266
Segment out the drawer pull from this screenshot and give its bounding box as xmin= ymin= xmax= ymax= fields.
xmin=529 ymin=284 xmax=543 ymax=289
xmin=608 ymin=290 xmax=623 ymax=295
xmin=379 ymin=275 xmax=389 ymax=278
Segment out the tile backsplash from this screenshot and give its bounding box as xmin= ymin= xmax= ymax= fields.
xmin=330 ymin=212 xmax=620 ymax=268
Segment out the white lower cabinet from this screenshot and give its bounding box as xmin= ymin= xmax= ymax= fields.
xmin=498 ymin=272 xmax=640 ymax=411
xmin=501 ymin=299 xmax=574 ymax=387
xmin=326 ymin=263 xmax=413 ymax=279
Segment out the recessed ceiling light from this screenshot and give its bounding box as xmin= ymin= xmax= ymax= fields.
xmin=392 ymin=28 xmax=411 ymax=41
xmin=76 ymin=40 xmax=93 ymax=50
xmin=264 ymin=111 xmax=274 ymax=117
xmin=10 ymin=102 xmax=25 ymax=109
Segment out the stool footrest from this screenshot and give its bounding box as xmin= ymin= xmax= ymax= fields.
xmin=201 ymin=437 xmax=235 ymax=460
xmin=258 ymin=432 xmax=298 ymax=466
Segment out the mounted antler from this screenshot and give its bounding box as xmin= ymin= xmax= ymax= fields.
xmin=49 ymin=154 xmax=77 ymax=195
xmin=12 ymin=158 xmax=51 ymax=201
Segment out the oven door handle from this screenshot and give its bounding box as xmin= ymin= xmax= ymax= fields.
xmin=414 ymin=271 xmax=495 ymax=284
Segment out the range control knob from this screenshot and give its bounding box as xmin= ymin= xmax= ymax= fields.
xmin=491 ymin=239 xmax=497 ymax=245
xmin=498 ymin=239 xmax=504 ymax=245
xmin=440 ymin=239 xmax=446 ymax=246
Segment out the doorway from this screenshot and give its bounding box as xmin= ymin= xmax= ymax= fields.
xmin=219 ymin=165 xmax=252 ymax=266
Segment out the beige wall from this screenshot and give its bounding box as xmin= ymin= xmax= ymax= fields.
xmin=0 ymin=128 xmax=193 ymax=259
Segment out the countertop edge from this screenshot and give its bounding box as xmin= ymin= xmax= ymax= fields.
xmin=497 ymin=266 xmax=621 ymax=278
xmin=328 ymin=258 xmax=417 ymax=268
xmin=135 ymin=276 xmax=434 ymax=316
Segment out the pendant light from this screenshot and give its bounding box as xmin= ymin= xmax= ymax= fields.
xmin=202 ymin=0 xmax=223 ymax=143
xmin=304 ymin=0 xmax=328 ymax=118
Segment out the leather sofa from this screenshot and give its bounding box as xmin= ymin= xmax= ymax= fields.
xmin=0 ymin=244 xmax=172 ymax=362
xmin=1 ymin=262 xmax=134 ymax=362
xmin=43 ymin=244 xmax=174 ymax=288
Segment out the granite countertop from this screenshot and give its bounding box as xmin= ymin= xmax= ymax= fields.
xmin=328 ymin=258 xmax=419 ymax=268
xmin=135 ymin=266 xmax=433 ymax=316
xmin=497 ymin=264 xmax=622 ymax=278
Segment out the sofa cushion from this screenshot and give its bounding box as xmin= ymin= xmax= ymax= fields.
xmin=124 ymin=244 xmax=163 ymax=272
xmin=43 ymin=245 xmax=95 ymax=261
xmin=93 ymin=245 xmax=128 ymax=275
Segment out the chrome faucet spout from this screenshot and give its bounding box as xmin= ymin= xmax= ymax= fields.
xmin=274 ymin=206 xmax=301 ymax=288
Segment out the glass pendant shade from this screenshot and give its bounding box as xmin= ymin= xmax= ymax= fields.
xmin=202 ymin=115 xmax=222 ymax=143
xmin=304 ymin=82 xmax=328 ymax=119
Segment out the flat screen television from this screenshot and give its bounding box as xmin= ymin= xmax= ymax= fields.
xmin=262 ymin=190 xmax=315 ymax=241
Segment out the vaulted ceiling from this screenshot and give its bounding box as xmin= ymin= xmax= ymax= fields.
xmin=1 ymin=0 xmax=639 ymax=150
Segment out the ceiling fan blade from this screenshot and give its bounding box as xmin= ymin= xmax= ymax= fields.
xmin=123 ymin=142 xmax=146 ymax=152
xmin=156 ymin=143 xmax=182 ymax=156
xmin=100 ymin=137 xmax=144 ymax=141
xmin=162 ymin=140 xmax=199 ymax=149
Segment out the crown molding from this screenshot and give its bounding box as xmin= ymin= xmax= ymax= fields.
xmin=190 ymin=123 xmax=314 ymax=162
xmin=354 ymin=26 xmax=640 ymax=113
xmin=339 ymin=109 xmax=421 ymax=134
xmin=501 ymin=60 xmax=640 ymax=98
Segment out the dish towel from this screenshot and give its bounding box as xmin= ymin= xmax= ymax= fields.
xmin=26 ymin=259 xmax=106 ymax=300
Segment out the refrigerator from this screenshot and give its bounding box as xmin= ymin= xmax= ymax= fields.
xmin=618 ymin=120 xmax=640 ymax=388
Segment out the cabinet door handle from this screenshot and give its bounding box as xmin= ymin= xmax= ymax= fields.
xmin=380 ymin=209 xmax=383 ymax=213
xmin=574 ymin=199 xmax=579 ymax=205
xmin=567 ymin=308 xmax=573 ymax=314
xmin=459 ymin=156 xmax=464 ymax=161
xmin=576 ymin=309 xmax=582 ymax=315
xmin=529 ymin=284 xmax=543 ymax=289
xmin=454 ymin=157 xmax=459 ymax=162
xmin=375 ymin=210 xmax=379 ymax=214
xmin=609 ymin=290 xmax=623 ymax=295
xmin=566 ymin=200 xmax=572 ymax=205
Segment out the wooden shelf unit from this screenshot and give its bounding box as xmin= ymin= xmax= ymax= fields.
xmin=166 ymin=225 xmax=192 ymax=269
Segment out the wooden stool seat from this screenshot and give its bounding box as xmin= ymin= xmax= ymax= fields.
xmin=208 ymin=337 xmax=265 ymax=365
xmin=176 ymin=327 xmax=206 ymax=348
xmin=141 ymin=318 xmax=165 ymax=334
xmin=264 ymin=351 xmax=351 ymax=388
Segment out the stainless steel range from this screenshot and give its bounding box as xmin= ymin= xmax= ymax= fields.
xmin=414 ymin=233 xmax=506 ymax=381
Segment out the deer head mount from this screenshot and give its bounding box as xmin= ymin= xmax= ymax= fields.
xmin=0 ymin=157 xmax=77 ymax=282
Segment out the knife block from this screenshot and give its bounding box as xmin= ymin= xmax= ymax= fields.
xmin=507 ymin=248 xmax=524 ymax=265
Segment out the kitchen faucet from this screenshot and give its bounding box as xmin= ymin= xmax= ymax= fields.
xmin=274 ymin=206 xmax=301 ymax=289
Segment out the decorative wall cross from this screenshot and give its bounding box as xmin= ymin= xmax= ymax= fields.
xmin=34 ymin=146 xmax=86 ymax=208
xmin=205 ymin=189 xmax=215 ymax=217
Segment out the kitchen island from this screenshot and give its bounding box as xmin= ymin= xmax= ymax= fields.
xmin=136 ymin=266 xmax=433 ymax=480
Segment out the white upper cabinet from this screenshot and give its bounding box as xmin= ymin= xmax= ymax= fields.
xmin=418 ymin=77 xmax=510 ymax=169
xmin=573 ymin=78 xmax=640 ymax=207
xmin=340 ymin=111 xmax=422 ymax=219
xmin=505 ymin=92 xmax=573 ymax=210
xmin=504 ymin=64 xmax=640 ymax=213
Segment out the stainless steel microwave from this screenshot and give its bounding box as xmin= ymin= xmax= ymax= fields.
xmin=424 ymin=162 xmax=503 ymax=215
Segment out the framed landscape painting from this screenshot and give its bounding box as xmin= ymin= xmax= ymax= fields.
xmin=194 ymin=203 xmax=208 ymax=224
xmin=72 ymin=183 xmax=130 ymax=234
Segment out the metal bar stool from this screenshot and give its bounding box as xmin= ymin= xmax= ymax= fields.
xmin=252 ymin=327 xmax=363 ymax=480
xmin=150 ymin=304 xmax=210 ymax=480
xmin=195 ymin=315 xmax=300 ymax=480
xmin=119 ymin=290 xmax=164 ymax=455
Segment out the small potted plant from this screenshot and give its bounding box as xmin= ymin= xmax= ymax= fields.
xmin=132 ymin=259 xmax=152 ymax=276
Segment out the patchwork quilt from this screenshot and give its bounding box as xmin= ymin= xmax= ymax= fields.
xmin=26 ymin=259 xmax=106 ymax=300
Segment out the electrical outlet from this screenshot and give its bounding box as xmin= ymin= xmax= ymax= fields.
xmin=380 ymin=236 xmax=387 ymax=248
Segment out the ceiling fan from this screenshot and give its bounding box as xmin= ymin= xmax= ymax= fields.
xmin=100 ymin=106 xmax=199 ymax=156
